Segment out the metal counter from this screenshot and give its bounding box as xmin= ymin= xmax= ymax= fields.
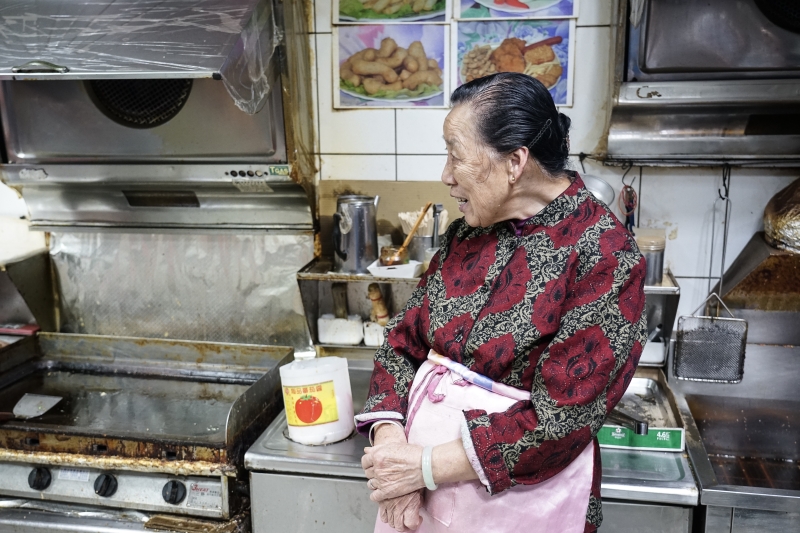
xmin=246 ymin=360 xmax=698 ymax=532
xmin=669 ymin=343 xmax=800 ymax=532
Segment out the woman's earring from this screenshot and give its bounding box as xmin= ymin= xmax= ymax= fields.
xmin=510 ymin=176 xmax=516 ymax=183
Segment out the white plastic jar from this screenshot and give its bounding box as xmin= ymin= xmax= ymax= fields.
xmin=279 ymin=356 xmax=355 ymax=445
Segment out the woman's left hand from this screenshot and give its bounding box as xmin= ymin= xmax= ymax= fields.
xmin=362 ymin=442 xmax=425 ymax=502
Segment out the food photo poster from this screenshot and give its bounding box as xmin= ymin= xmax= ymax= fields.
xmin=453 ymin=19 xmax=574 ymax=106
xmin=335 ymin=0 xmax=451 ymax=24
xmin=457 ymin=0 xmax=576 ymax=20
xmin=334 ymin=24 xmax=450 ymax=108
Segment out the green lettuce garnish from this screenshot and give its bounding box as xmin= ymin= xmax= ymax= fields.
xmin=340 ymin=78 xmax=442 ymax=100
xmin=339 ymin=0 xmax=447 ymax=20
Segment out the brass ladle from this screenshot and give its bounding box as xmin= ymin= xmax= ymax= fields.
xmin=380 ymin=202 xmax=433 ymax=266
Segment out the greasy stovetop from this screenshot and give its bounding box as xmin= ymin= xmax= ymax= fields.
xmin=0 ymin=368 xmax=249 ymax=445
xmin=0 ymin=334 xmax=293 ymax=459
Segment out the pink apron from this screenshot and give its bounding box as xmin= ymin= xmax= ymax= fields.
xmin=374 ymin=359 xmax=594 ymax=533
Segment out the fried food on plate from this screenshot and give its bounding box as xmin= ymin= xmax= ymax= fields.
xmin=408 ymin=41 xmax=429 ymax=71
xmin=532 ymin=63 xmax=562 ymax=88
xmin=341 ymin=37 xmax=443 ymax=98
xmin=353 ymin=0 xmax=440 ymax=16
xmin=377 ymin=37 xmax=397 ymax=58
xmin=524 ymin=45 xmax=555 ymax=65
xmin=364 ymin=77 xmax=403 ymax=95
xmin=377 ymin=47 xmax=408 ymax=69
xmin=351 ymin=59 xmax=399 ymax=83
xmin=490 ymin=38 xmax=526 ymax=73
xmin=403 ymin=70 xmax=443 ymax=90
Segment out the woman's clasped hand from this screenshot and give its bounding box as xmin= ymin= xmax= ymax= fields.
xmin=363 ymin=424 xmax=425 ymax=531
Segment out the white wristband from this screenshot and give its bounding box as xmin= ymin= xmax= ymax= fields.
xmin=421 ymin=446 xmax=437 ymax=491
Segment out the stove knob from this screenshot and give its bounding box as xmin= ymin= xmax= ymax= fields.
xmin=28 ymin=467 xmax=52 ymax=491
xmin=94 ymin=473 xmax=118 ymax=497
xmin=162 ymin=480 xmax=187 ymax=505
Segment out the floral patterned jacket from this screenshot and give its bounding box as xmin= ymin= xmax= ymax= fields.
xmin=355 ymin=176 xmax=648 ymax=532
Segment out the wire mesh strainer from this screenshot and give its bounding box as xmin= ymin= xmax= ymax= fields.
xmin=674 ymin=294 xmax=748 ymax=383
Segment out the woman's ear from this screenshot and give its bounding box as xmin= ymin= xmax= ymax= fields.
xmin=507 ymin=146 xmax=529 ymax=183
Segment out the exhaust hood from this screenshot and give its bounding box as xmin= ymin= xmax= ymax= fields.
xmin=0 ymin=0 xmax=281 ymax=114
xmin=607 ymin=0 xmax=800 ymax=166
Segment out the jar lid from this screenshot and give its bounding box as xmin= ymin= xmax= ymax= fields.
xmin=337 ymin=195 xmax=376 ymax=205
xmin=635 ymin=228 xmax=666 ymax=252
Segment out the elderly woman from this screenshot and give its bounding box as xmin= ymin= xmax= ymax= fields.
xmin=356 ymin=72 xmax=647 ymax=533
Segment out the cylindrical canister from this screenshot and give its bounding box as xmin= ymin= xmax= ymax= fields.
xmin=635 ymin=228 xmax=666 ymax=286
xmin=279 ymin=356 xmax=354 ymax=445
xmin=333 ymin=195 xmax=379 ymax=274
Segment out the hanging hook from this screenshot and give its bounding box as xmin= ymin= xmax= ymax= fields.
xmin=620 ymin=162 xmax=634 ymax=187
xmin=718 ymin=164 xmax=731 ymax=201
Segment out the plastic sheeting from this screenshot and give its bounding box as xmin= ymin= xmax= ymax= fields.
xmin=0 ymin=0 xmax=281 ymax=114
xmin=51 ymin=232 xmax=315 ymax=355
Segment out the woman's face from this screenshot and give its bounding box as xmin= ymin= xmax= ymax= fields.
xmin=442 ymin=105 xmax=511 ymax=227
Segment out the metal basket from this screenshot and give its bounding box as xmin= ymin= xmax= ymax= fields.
xmin=674 ymin=294 xmax=748 ymax=383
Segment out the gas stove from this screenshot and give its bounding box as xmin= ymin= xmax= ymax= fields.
xmin=0 ymin=334 xmax=291 ymax=522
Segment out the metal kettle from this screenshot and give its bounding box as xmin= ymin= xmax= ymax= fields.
xmin=333 ymin=195 xmax=380 ymax=273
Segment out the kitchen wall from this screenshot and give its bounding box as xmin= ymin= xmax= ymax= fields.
xmin=0 ymin=0 xmax=797 ymax=317
xmin=0 ymin=184 xmax=25 ymax=220
xmin=307 ymin=0 xmax=798 ymax=317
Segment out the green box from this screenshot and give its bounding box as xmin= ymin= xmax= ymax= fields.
xmin=598 ymin=425 xmax=685 ymax=452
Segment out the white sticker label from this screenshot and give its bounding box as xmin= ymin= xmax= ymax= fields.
xmin=58 ymin=468 xmax=90 ymax=482
xmin=186 ymin=481 xmax=222 ymax=510
xmin=231 ymin=178 xmax=274 ymax=193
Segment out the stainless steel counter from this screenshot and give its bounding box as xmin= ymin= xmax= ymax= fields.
xmin=668 ymin=343 xmax=800 ymax=532
xmin=246 ymin=359 xmax=699 ymax=532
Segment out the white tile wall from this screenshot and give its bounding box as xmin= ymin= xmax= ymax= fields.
xmin=561 ymin=26 xmax=613 ymax=155
xmin=320 ymin=154 xmax=396 ymax=180
xmin=396 ymin=109 xmax=449 ymax=155
xmin=308 ymin=0 xmax=800 ymax=318
xmin=397 ymin=155 xmax=447 ymax=181
xmin=639 ymin=167 xmax=724 ymax=279
xmin=315 ymin=0 xmax=332 ymax=33
xmin=0 ymin=183 xmax=26 ymax=219
xmin=576 ymin=0 xmax=616 ymax=26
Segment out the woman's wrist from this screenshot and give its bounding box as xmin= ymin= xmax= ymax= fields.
xmin=373 ymin=422 xmax=406 ymax=445
xmin=431 ymin=439 xmax=480 ymax=485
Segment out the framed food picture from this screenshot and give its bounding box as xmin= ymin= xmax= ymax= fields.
xmin=453 ymin=19 xmax=574 ymax=106
xmin=456 ymin=0 xmax=576 ymax=20
xmin=334 ymin=25 xmax=449 ymax=108
xmin=335 ymin=0 xmax=450 ymax=23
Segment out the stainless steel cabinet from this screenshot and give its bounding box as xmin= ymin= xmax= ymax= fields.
xmin=250 ymin=473 xmax=376 ymax=532
xmin=249 ymin=473 xmax=693 ymax=533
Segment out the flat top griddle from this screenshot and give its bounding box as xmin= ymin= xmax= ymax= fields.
xmin=0 ymin=333 xmax=293 ymax=460
xmin=687 ymin=395 xmax=800 ymax=492
xmin=0 ymin=369 xmax=250 ymax=445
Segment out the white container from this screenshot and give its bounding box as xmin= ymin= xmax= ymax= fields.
xmin=363 ymin=321 xmax=385 ymax=347
xmin=366 ymin=259 xmax=423 ymax=279
xmin=279 ymin=356 xmax=355 ymax=445
xmin=317 ymin=314 xmax=363 ymax=345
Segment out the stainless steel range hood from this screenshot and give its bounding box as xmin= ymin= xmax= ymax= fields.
xmin=0 ymin=0 xmax=281 ymax=114
xmin=607 ymin=0 xmax=800 ymax=166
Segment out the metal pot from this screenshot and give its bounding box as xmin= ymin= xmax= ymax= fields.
xmin=582 ymin=174 xmax=616 ymax=206
xmin=333 ymin=195 xmax=379 ymax=273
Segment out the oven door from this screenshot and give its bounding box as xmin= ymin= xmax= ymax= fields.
xmin=628 ymin=0 xmax=800 ymax=82
xmin=0 ymin=77 xmax=285 ymax=164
